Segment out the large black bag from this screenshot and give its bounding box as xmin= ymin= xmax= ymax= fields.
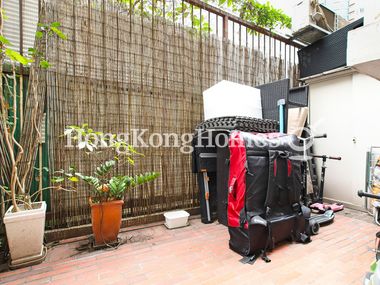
xmin=227 ymin=131 xmax=311 ymax=260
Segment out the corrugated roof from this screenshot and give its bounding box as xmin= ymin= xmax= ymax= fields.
xmin=3 ymin=0 xmax=38 ymax=56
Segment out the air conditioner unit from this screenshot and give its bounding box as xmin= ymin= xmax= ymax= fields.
xmin=291 ymin=0 xmax=348 ymax=45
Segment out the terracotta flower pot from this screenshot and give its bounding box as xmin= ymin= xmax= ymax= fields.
xmin=90 ymin=200 xmax=124 ymax=245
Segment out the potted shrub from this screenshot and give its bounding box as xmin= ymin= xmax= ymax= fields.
xmin=0 ymin=17 xmax=68 ymax=268
xmin=57 ymin=125 xmax=159 ymax=245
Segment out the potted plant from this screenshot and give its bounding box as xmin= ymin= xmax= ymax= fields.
xmin=56 ymin=125 xmax=159 ymax=245
xmin=0 ymin=10 xmax=68 ymax=268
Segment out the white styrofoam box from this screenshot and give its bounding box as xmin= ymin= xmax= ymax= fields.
xmin=164 ymin=210 xmax=190 ymax=229
xmin=202 ymin=80 xmax=262 ymax=120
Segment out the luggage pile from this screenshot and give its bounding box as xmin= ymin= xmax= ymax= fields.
xmin=192 ymin=116 xmax=280 ymax=225
xmin=193 ymin=78 xmax=313 ymax=262
xmin=227 ymin=131 xmax=311 ymax=263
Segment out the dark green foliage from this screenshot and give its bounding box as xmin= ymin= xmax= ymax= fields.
xmin=109 ymin=176 xmax=133 ymax=200
xmin=118 ymin=0 xmax=291 ymax=32
xmin=94 ymin=160 xmax=116 ymax=177
xmin=54 ymin=125 xmax=160 ymax=204
xmin=234 ymin=1 xmax=292 ymax=30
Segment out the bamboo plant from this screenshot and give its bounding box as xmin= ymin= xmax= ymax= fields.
xmin=0 ymin=0 xmax=67 ymax=213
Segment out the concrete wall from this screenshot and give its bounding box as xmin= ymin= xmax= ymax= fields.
xmin=308 ymin=74 xmax=355 ymax=207
xmin=308 ymin=72 xmax=380 ymax=209
xmin=349 ymin=0 xmax=380 ymax=23
xmin=347 ymin=20 xmax=380 ymax=81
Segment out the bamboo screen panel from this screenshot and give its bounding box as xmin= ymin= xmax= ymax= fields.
xmin=43 ymin=0 xmax=298 ymax=229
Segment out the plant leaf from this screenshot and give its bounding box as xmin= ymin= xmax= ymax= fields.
xmin=127 ymin=157 xmax=135 ymax=165
xmin=69 ymin=177 xmax=79 ymax=182
xmin=40 ymin=60 xmax=51 ymax=69
xmin=51 ymin=177 xmax=64 ymax=183
xmin=50 ymin=21 xmax=61 ymax=28
xmin=0 ymin=35 xmax=11 ymax=45
xmin=5 ymin=49 xmax=29 ymax=65
xmin=35 ymin=31 xmax=44 ymax=39
xmin=50 ymin=27 xmax=67 ymax=40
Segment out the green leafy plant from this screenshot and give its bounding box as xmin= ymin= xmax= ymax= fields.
xmin=54 ymin=125 xmax=159 ymax=203
xmin=119 ymin=0 xmax=291 ymax=33
xmin=220 ymin=0 xmax=291 ymax=30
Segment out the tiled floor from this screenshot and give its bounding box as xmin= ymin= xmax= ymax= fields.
xmin=0 ymin=212 xmax=378 ymax=285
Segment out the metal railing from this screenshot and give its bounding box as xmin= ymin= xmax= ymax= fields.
xmin=166 ymin=0 xmax=301 ymax=82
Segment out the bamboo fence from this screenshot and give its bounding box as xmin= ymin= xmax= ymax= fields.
xmin=38 ymin=0 xmax=299 ymax=229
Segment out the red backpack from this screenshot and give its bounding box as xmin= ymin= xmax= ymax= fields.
xmin=227 ymin=131 xmax=311 ymax=264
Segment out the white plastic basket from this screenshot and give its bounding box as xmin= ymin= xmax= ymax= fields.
xmin=164 ymin=210 xmax=190 ymax=229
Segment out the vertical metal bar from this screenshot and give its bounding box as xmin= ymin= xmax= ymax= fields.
xmin=274 ymin=39 xmax=277 ymax=59
xmin=263 ymin=34 xmax=266 ymax=83
xmin=284 ymin=84 xmax=289 ymax=134
xmin=245 ymin=27 xmax=248 ymax=48
xmin=222 ymin=15 xmax=228 ymax=40
xmin=251 ymin=30 xmax=254 ymax=50
xmin=191 ymin=4 xmax=194 ymax=29
xmin=182 ymin=0 xmax=185 ymax=26
xmin=293 ymin=46 xmax=296 ymax=86
xmin=173 ymin=0 xmax=175 ymax=23
xmin=258 ymin=33 xmax=260 ymax=52
xmin=294 ymin=47 xmax=297 ymax=81
xmin=208 ymin=11 xmax=210 ymax=36
xmin=264 ymin=35 xmax=266 ymax=55
xmin=279 ymin=41 xmax=282 ymax=77
xmin=289 ymin=42 xmax=292 ymax=80
xmin=216 ymin=15 xmax=219 ymax=37
xmin=232 ymin=21 xmax=235 ymax=45
xmin=285 ymin=44 xmax=287 ymax=78
xmin=163 ymin=0 xmax=166 ymax=19
xmin=239 ymin=24 xmax=241 ymax=46
xmin=19 ymin=0 xmax=24 ymax=130
xmin=19 ymin=0 xmax=23 ymax=56
xmin=269 ymin=36 xmax=272 ymax=58
xmin=200 ymin=7 xmax=202 ymax=35
xmin=269 ymin=36 xmax=272 ymax=82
